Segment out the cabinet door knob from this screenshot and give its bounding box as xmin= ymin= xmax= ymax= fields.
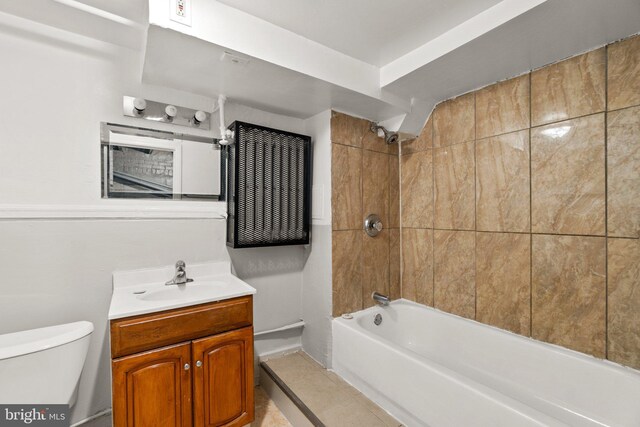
xmin=196 ymin=360 xmax=202 ymax=367
xmin=184 ymin=363 xmax=190 ymax=370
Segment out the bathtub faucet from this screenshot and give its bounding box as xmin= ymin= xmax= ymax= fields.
xmin=372 ymin=292 xmax=390 ymax=306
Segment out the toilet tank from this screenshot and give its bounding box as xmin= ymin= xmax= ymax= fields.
xmin=0 ymin=321 xmax=93 ymax=406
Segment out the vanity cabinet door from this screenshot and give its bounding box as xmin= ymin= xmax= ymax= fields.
xmin=112 ymin=342 xmax=192 ymax=427
xmin=192 ymin=326 xmax=254 ymax=427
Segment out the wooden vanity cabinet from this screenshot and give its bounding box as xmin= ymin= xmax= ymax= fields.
xmin=112 ymin=342 xmax=193 ymax=427
xmin=111 ymin=296 xmax=254 ymax=427
xmin=193 ymin=328 xmax=254 ymax=427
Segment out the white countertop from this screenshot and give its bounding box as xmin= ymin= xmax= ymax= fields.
xmin=108 ymin=261 xmax=256 ymax=320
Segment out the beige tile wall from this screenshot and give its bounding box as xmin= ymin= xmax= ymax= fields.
xmin=399 ymin=34 xmax=640 ymax=370
xmin=331 ymin=111 xmax=400 ymax=317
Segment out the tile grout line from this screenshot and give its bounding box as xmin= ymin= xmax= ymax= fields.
xmin=433 ymin=137 xmax=477 ymax=150
xmin=432 ymin=111 xmax=436 ymax=307
xmin=530 ymin=110 xmax=609 ymax=131
xmin=399 ymin=138 xmax=403 ymax=301
xmin=332 ymin=139 xmax=397 ymax=156
xmin=387 ymin=150 xmax=392 ymax=299
xmin=604 ymin=44 xmax=609 ymax=360
xmin=400 ymin=227 xmax=615 ymax=239
xmin=359 ymin=135 xmax=364 ymax=312
xmin=529 ymin=71 xmax=534 ymax=338
xmin=607 ymin=101 xmax=640 ymax=113
xmin=397 ymin=227 xmax=637 ymax=239
xmin=473 ymin=91 xmax=478 ymax=320
xmin=398 ymin=228 xmax=638 ymax=239
xmin=400 ymin=105 xmax=640 ymax=152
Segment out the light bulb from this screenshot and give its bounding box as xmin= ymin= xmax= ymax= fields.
xmin=133 ymin=98 xmax=146 ymax=113
xmin=193 ymin=110 xmax=207 ymax=124
xmin=165 ymin=105 xmax=178 ymax=119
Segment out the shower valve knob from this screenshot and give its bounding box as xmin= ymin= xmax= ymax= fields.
xmin=364 ymin=214 xmax=383 ymax=237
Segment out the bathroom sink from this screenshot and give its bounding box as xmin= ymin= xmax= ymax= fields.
xmin=137 ymin=281 xmax=229 ymax=302
xmin=108 ymin=261 xmax=256 ymax=319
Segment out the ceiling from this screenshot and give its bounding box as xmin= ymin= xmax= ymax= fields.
xmin=142 ymin=26 xmax=408 ymax=120
xmin=215 ymin=0 xmax=502 ymax=66
xmin=385 ymin=0 xmax=640 ymax=107
xmin=0 ymin=0 xmax=147 ymax=49
xmin=2 ymin=0 xmax=640 ymax=133
xmin=65 ymin=0 xmax=147 ymax=23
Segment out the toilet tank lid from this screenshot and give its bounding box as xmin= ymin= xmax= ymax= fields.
xmin=0 ymin=321 xmax=93 ymax=360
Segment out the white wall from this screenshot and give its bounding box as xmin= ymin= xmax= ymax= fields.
xmin=0 ymin=14 xmax=308 ymax=425
xmin=0 ymin=219 xmax=228 ymax=422
xmin=230 ymin=246 xmax=305 ymax=360
xmin=301 ymin=110 xmax=333 ymax=366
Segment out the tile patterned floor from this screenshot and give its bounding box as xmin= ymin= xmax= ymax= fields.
xmin=93 ymin=386 xmax=288 ymax=427
xmin=87 ymin=356 xmax=390 ymax=427
xmin=264 ymin=351 xmax=403 ymax=427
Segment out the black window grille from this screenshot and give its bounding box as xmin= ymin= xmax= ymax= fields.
xmin=226 ymin=121 xmax=311 ymax=248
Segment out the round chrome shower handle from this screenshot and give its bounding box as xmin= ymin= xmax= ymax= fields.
xmin=364 ymin=214 xmax=383 ymax=237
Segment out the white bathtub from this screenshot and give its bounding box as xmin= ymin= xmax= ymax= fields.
xmin=332 ymin=299 xmax=640 ymax=427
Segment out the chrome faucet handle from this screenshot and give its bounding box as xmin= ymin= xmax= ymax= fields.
xmin=175 ymin=261 xmax=186 ymax=277
xmin=165 ymin=260 xmax=193 ymax=285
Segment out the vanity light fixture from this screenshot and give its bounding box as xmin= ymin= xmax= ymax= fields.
xmin=123 ymin=96 xmax=210 ymax=130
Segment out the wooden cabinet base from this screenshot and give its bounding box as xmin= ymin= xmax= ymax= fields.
xmin=112 ymin=343 xmax=193 ymax=427
xmin=193 ymin=327 xmax=254 ymax=427
xmin=111 ymin=298 xmax=254 ymax=427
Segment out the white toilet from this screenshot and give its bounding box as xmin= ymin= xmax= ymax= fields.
xmin=0 ymin=321 xmax=93 ymax=406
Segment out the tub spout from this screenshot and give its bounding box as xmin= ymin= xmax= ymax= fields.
xmin=372 ymin=292 xmax=390 ymax=306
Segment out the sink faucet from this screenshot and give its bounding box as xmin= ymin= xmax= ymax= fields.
xmin=372 ymin=292 xmax=390 ymax=306
xmin=165 ymin=260 xmax=194 ymax=286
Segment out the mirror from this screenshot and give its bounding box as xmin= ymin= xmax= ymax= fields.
xmin=100 ymin=123 xmax=225 ymax=200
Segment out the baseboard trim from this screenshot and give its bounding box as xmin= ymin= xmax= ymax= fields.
xmin=70 ymin=409 xmax=112 ymax=427
xmin=257 ymin=344 xmax=302 ymax=362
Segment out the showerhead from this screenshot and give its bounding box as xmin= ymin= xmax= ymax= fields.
xmin=385 ymin=132 xmax=399 ymax=144
xmin=370 ymin=123 xmax=400 ymax=145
